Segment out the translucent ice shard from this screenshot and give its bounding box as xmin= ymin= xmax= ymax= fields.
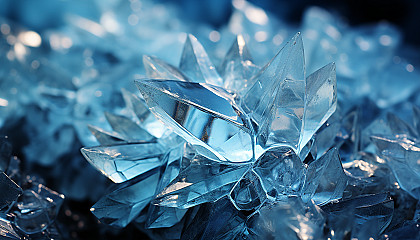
xmin=302 ymin=148 xmax=347 ymax=205
xmin=91 ymin=169 xmax=160 ymax=227
xmin=0 ymin=218 xmax=21 ymax=240
xmin=152 ymin=147 xmax=251 ymax=209
xmin=143 ymin=55 xmax=190 ymax=81
xmin=322 ymin=193 xmax=394 ymax=238
xmin=372 ymin=135 xmax=420 ymax=199
xmin=13 ymin=183 xmax=64 ymax=234
xmin=242 ymin=33 xmax=305 ymax=152
xmin=299 ymin=62 xmax=337 ymax=152
xmin=335 ymin=108 xmax=361 ymax=160
xmin=80 ymin=31 xmax=341 ymax=235
xmin=0 ymin=172 xmax=22 ymax=209
xmin=179 ymin=34 xmax=223 ymax=86
xmin=81 ymin=142 xmax=166 ymax=183
xmin=136 ymin=79 xmax=253 ymax=162
xmin=309 ymin=110 xmax=342 ymax=159
xmin=87 ymin=125 xmax=125 ymax=145
xmin=31 ymin=183 xmax=64 ymax=221
xmin=385 ymin=113 xmax=418 ymax=138
xmin=218 ymin=35 xmax=258 ymax=93
xmin=362 ymin=112 xmax=416 ymax=150
xmin=182 ymin=197 xmax=246 ymax=240
xmin=121 ymin=89 xmax=167 ymax=138
xmin=121 ymin=89 xmax=150 ymax=121
xmin=13 ymin=195 xmax=49 ymax=234
xmin=254 ymin=146 xmax=306 ymax=198
xmin=248 ymin=197 xmax=324 ymax=240
xmin=104 ymin=112 xmax=156 ymax=142
xmin=229 ymin=169 xmax=266 ymax=211
xmin=145 ymin=145 xmax=187 ymax=229
xmin=343 ymin=156 xmax=390 ymax=198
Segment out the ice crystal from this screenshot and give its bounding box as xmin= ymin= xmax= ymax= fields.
xmin=82 ymin=33 xmax=345 ymax=239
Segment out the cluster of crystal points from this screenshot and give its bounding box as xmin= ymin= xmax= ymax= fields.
xmin=1 ymin=0 xmax=420 ymax=239
xmin=79 ymin=30 xmax=408 ymax=239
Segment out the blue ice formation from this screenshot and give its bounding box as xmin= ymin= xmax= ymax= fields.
xmin=0 ymin=0 xmax=419 ymax=239
xmin=81 ymin=32 xmax=368 ymax=239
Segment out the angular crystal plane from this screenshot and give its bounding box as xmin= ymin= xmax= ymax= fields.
xmin=372 ymin=134 xmax=420 ymax=199
xmin=0 ymin=172 xmax=22 ymax=210
xmin=91 ymin=168 xmax=161 ymax=227
xmin=152 ymin=145 xmax=251 ymax=209
xmin=81 ymin=142 xmax=167 ymax=183
xmin=136 ymin=79 xmax=254 ymax=162
xmin=302 ymin=148 xmax=347 ymax=205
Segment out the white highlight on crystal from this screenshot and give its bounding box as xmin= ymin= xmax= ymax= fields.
xmin=209 ymin=31 xmax=220 ymax=42
xmin=325 ymin=26 xmax=341 ymax=40
xmin=255 ymin=31 xmax=268 ymax=42
xmin=101 ymin=12 xmax=120 ymax=34
xmin=14 ymin=42 xmax=27 ymax=61
xmin=69 ymin=15 xmax=106 ymax=37
xmin=234 ymin=0 xmax=268 ymax=25
xmin=1 ymin=24 xmax=10 ymax=35
xmin=406 ymin=64 xmax=414 ymax=73
xmin=355 ymin=37 xmax=370 ymax=51
xmin=61 ymin=37 xmax=73 ymax=49
xmin=18 ymin=31 xmax=42 ymax=47
xmin=379 ymin=35 xmax=392 ymax=46
xmin=0 ymin=98 xmax=9 ymax=107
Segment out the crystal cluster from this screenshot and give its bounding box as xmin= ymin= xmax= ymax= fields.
xmin=1 ymin=139 xmax=64 ymax=239
xmin=1 ymin=0 xmax=420 ymax=239
xmin=81 ymin=27 xmax=418 ymax=238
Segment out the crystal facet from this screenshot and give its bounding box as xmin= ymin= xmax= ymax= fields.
xmin=152 ymin=146 xmax=251 ymax=209
xmin=136 ymin=79 xmax=253 ymax=162
xmin=0 ymin=172 xmax=22 ymax=210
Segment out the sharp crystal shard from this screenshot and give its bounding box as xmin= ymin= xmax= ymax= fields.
xmin=372 ymin=135 xmax=420 ymax=199
xmin=136 ymin=79 xmax=253 ymax=162
xmin=242 ymin=33 xmax=306 ymax=152
xmin=81 ymin=142 xmax=166 ymax=183
xmin=299 ymin=62 xmax=337 ymax=152
xmin=152 ymin=147 xmax=251 ymax=209
xmin=91 ymin=169 xmax=160 ymax=228
xmin=219 ymin=35 xmax=258 ymax=93
xmin=303 ymin=148 xmax=348 ymax=205
xmin=179 ymin=34 xmax=223 ymax=86
xmin=88 ymin=125 xmax=126 ymax=145
xmin=143 ymin=55 xmax=190 ymax=81
xmin=104 ymin=112 xmax=156 ymax=142
xmin=0 ymin=172 xmax=22 ymax=210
